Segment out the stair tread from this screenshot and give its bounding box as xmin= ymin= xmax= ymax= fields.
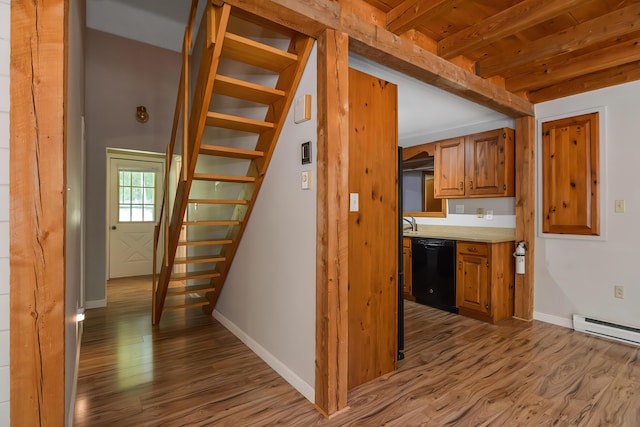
xmin=167 ymin=283 xmax=217 ymax=295
xmin=206 ymin=112 xmax=274 ymax=134
xmin=213 ymin=75 xmax=285 ymax=104
xmin=174 ymin=254 xmax=226 ymax=264
xmin=177 ymin=239 xmax=233 ymax=246
xmin=164 ymin=296 xmax=210 ymax=310
xmin=170 ymin=269 xmax=221 ymax=281
xmin=183 ymin=220 xmax=241 ymax=226
xmin=222 ymin=33 xmax=297 ymax=72
xmin=199 ymin=144 xmax=264 ymax=159
xmin=188 ymin=199 xmax=249 ymax=205
xmin=193 ymin=173 xmax=256 ymax=183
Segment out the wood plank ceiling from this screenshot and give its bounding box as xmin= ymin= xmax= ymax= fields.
xmin=360 ymin=0 xmax=640 ymax=103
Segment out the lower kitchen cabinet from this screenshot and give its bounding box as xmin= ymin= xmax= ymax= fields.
xmin=402 ymin=237 xmax=414 ymax=300
xmin=456 ymin=240 xmax=514 ymax=323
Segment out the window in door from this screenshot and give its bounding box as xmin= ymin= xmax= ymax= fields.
xmin=118 ymin=170 xmax=156 ymax=222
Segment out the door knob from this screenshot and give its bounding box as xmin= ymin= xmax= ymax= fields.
xmin=111 ymin=226 xmax=117 ymax=230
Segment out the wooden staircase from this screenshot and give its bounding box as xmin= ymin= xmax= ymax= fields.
xmin=152 ymin=1 xmax=314 ymax=324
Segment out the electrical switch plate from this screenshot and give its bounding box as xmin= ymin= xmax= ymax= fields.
xmin=350 ymin=193 xmax=359 ymax=212
xmin=486 ymin=210 xmax=494 ymax=220
xmin=476 ymin=208 xmax=484 ymax=218
xmin=615 ymin=199 xmax=625 ymax=213
xmin=614 ymin=285 xmax=624 ymax=299
xmin=301 ymin=171 xmax=311 ymax=190
xmin=455 ymin=205 xmax=464 ymax=214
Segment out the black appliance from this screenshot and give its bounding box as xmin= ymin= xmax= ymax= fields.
xmin=411 ymin=238 xmax=458 ymax=313
xmin=397 ymin=147 xmax=404 ymax=360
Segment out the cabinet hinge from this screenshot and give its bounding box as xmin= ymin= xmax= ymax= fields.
xmin=503 ymin=184 xmax=507 ymax=191
xmin=486 ymin=262 xmax=489 ymax=267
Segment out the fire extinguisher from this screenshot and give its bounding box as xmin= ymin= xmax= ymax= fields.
xmin=513 ymin=241 xmax=527 ymax=275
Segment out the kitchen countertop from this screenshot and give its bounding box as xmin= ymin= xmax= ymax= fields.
xmin=403 ymin=225 xmax=515 ymax=243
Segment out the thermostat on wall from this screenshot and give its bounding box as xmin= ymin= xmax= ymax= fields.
xmin=301 ymin=141 xmax=311 ymax=164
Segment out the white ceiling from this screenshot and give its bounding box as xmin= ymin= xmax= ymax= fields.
xmin=86 ymin=0 xmax=512 ymax=145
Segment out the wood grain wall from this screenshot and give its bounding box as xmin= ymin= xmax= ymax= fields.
xmin=348 ymin=68 xmax=398 ymax=389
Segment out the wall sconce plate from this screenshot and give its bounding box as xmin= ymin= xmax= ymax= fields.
xmin=136 ymin=105 xmax=149 ymax=123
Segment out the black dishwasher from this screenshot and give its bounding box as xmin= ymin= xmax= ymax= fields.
xmin=411 ymin=238 xmax=458 ymax=313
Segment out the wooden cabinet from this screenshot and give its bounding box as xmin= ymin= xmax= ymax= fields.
xmin=434 ymin=128 xmax=514 ymax=198
xmin=541 ymin=112 xmax=600 ymax=236
xmin=456 ymin=241 xmax=514 ymax=323
xmin=402 ymin=237 xmax=414 ymax=300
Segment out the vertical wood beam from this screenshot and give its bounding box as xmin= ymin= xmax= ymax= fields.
xmin=10 ymin=0 xmax=67 ymax=425
xmin=316 ymin=28 xmax=349 ymax=416
xmin=514 ymin=116 xmax=535 ymax=320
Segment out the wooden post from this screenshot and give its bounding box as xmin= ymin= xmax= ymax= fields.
xmin=10 ymin=0 xmax=67 ymax=425
xmin=514 ymin=116 xmax=535 ymax=320
xmin=315 ymin=28 xmax=349 ymax=416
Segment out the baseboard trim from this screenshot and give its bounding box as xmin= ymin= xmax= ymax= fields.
xmin=67 ymin=323 xmax=83 ymax=427
xmin=213 ymin=309 xmax=315 ymax=403
xmin=533 ymin=311 xmax=573 ymax=329
xmin=85 ymin=299 xmax=106 ymax=309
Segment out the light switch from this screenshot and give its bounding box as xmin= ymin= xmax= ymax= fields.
xmin=615 ymin=199 xmax=625 ymax=213
xmin=301 ymin=171 xmax=311 ymax=190
xmin=350 ymin=193 xmax=359 ymax=212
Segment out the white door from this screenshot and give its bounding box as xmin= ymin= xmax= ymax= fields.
xmin=108 ymin=157 xmax=164 ymax=278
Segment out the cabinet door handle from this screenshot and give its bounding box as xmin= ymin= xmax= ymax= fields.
xmin=459 ymin=181 xmax=464 ymax=190
xmin=469 ymin=180 xmax=474 ymax=190
xmin=467 ymin=247 xmax=477 ymax=252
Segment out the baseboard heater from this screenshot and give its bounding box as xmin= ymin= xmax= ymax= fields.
xmin=573 ymin=314 xmax=640 ymax=347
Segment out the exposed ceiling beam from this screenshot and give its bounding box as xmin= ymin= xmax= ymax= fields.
xmin=477 ymin=3 xmax=640 ymax=78
xmin=223 ymin=0 xmax=534 ymax=117
xmin=438 ymin=0 xmax=582 ymax=60
xmin=528 ymin=60 xmax=640 ymax=103
xmin=506 ymin=33 xmax=640 ymax=92
xmin=386 ymin=0 xmax=449 ymax=35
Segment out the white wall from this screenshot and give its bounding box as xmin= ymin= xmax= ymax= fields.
xmin=214 ymin=44 xmax=318 ymax=402
xmin=66 ymin=0 xmax=86 ymax=424
xmin=0 ymin=0 xmax=9 ymax=423
xmin=534 ymin=81 xmax=640 ymax=328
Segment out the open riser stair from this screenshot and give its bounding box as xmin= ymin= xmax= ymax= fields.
xmin=152 ymin=1 xmax=313 ymax=324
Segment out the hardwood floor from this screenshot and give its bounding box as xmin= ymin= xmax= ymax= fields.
xmin=76 ymin=277 xmax=640 ymax=426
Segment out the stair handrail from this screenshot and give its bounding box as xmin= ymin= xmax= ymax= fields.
xmin=153 ymin=0 xmax=199 ymax=303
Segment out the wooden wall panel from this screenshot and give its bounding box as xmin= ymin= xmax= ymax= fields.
xmin=348 ymin=68 xmax=398 ymax=389
xmin=315 ymin=29 xmax=349 ymax=416
xmin=541 ymin=113 xmax=600 ymax=236
xmin=514 ymin=116 xmax=535 ymax=320
xmin=10 ymin=0 xmax=67 ymax=425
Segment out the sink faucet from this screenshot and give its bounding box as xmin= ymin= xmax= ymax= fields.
xmin=403 ymin=216 xmax=417 ymax=232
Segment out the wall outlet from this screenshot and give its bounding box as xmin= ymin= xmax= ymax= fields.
xmin=455 ymin=205 xmax=464 ymax=214
xmin=614 ymin=285 xmax=624 ymax=299
xmin=476 ymin=208 xmax=484 ymax=218
xmin=485 ymin=210 xmax=494 ymax=220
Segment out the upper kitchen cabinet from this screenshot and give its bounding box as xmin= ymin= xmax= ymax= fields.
xmin=434 ymin=128 xmax=515 ymax=199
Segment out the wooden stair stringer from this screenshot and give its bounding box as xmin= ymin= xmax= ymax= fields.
xmin=203 ymin=34 xmax=316 ymax=313
xmin=154 ymin=3 xmax=233 ymax=325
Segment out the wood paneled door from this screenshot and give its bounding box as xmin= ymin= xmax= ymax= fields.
xmin=348 ymin=68 xmax=398 ymax=389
